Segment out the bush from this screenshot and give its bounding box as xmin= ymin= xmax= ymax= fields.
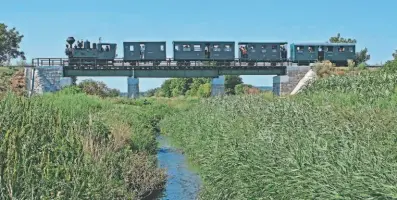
xmin=160 ymin=71 xmax=397 ymax=199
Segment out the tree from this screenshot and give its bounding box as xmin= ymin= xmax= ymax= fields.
xmin=77 ymin=79 xmax=120 ymax=98
xmin=234 ymin=84 xmax=246 ymax=95
xmin=0 ymin=23 xmax=25 ymax=65
xmin=157 ymin=76 xmax=243 ymax=97
xmin=187 ymin=78 xmax=211 ymax=96
xmin=234 ymin=83 xmax=260 ymax=95
xmin=329 ymin=33 xmax=357 ymax=43
xmin=328 ymin=33 xmax=370 ymax=65
xmin=107 ymin=88 xmax=121 ymax=97
xmin=196 ymin=83 xmax=211 ymax=97
xmin=381 ymin=50 xmax=397 ymax=73
xmin=145 ymin=88 xmax=159 ymax=97
xmin=159 ymin=79 xmax=173 ymax=97
xmin=225 ymin=75 xmax=243 ymax=95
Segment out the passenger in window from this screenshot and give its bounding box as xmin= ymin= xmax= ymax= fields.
xmin=105 ymin=46 xmax=110 ymax=52
xmin=240 ymin=45 xmax=248 ymax=58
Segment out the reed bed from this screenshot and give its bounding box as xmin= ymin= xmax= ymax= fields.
xmin=0 ymin=88 xmax=170 ymax=199
xmin=160 ymin=71 xmax=397 ymax=199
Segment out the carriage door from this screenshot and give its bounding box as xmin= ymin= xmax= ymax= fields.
xmin=140 ymin=44 xmax=146 ymax=59
xmin=205 ymin=43 xmax=210 ymax=59
xmin=280 ymin=45 xmax=287 ymax=60
xmin=318 ymin=46 xmax=324 ymax=61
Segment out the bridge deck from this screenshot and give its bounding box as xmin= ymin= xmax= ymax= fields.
xmin=32 ymin=58 xmax=290 ymax=68
xmin=31 ymin=58 xmax=288 ymax=77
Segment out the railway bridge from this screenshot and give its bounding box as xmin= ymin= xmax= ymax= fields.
xmin=28 ymin=58 xmax=311 ymax=98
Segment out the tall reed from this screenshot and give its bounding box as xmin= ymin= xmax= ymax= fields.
xmin=160 ymin=71 xmax=397 ymax=199
xmin=0 ymin=91 xmax=168 ymax=199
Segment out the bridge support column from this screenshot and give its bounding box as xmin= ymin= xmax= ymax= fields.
xmin=273 ymin=66 xmax=311 ymax=96
xmin=71 ymin=76 xmax=77 ymax=85
xmin=127 ymin=77 xmax=139 ymax=99
xmin=211 ymin=75 xmax=225 ymax=96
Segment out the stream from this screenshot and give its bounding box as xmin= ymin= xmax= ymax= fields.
xmin=155 ymin=135 xmax=201 ymax=200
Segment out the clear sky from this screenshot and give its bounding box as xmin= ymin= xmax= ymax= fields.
xmin=1 ymin=0 xmax=396 ymax=92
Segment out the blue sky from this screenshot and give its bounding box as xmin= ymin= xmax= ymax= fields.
xmin=1 ymin=0 xmax=396 ymax=92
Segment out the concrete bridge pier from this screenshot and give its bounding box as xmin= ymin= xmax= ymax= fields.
xmin=211 ymin=75 xmax=225 ymax=96
xmin=127 ymin=77 xmax=139 ymax=98
xmin=272 ymin=66 xmax=311 ymax=96
xmin=71 ymin=76 xmax=77 ymax=85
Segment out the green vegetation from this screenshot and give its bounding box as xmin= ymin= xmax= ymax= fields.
xmin=147 ymin=75 xmax=265 ymax=97
xmin=0 ymin=67 xmax=19 ymax=91
xmin=77 ymin=79 xmax=121 ymax=98
xmin=160 ymin=60 xmax=397 ymax=199
xmin=0 ymin=67 xmax=25 ymax=97
xmin=0 ymin=23 xmax=25 ymax=65
xmin=0 ymin=85 xmax=177 ymax=199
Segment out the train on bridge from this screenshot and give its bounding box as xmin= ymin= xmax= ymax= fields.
xmin=64 ymin=37 xmax=356 ymax=67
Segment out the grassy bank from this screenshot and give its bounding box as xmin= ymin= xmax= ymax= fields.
xmin=0 ymin=67 xmax=25 ymax=97
xmin=160 ymin=70 xmax=397 ymax=199
xmin=0 ymin=86 xmax=176 ymax=199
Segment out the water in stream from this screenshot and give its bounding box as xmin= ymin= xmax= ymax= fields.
xmin=155 ymin=135 xmax=201 ymax=200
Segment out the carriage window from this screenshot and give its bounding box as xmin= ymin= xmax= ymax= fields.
xmin=193 ymin=45 xmax=201 ymax=51
xmin=272 ymin=45 xmax=277 ymax=52
xmin=348 ymin=47 xmax=354 ymax=52
xmin=261 ymin=45 xmax=266 ymax=53
xmin=101 ymin=45 xmax=111 ymax=52
xmin=338 ymin=46 xmax=345 ymax=52
xmin=248 ymin=44 xmax=255 ymax=52
xmin=318 ymin=46 xmax=323 ymax=52
xmin=183 ymin=44 xmax=191 ymax=51
xmin=239 ymin=45 xmax=247 ymax=52
xmin=308 ymin=46 xmax=315 ymax=53
xmin=213 ymin=45 xmax=221 ymax=51
xmin=224 ymin=45 xmax=232 ymax=51
xmin=174 ymin=45 xmax=179 ymax=51
xmin=129 ymin=45 xmax=134 ymax=51
xmin=325 ymin=46 xmax=333 ymax=52
xmin=160 ymin=45 xmax=164 ymax=51
xmin=296 ymin=46 xmax=304 ymax=53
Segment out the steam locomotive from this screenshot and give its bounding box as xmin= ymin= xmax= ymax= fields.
xmin=65 ymin=36 xmax=356 ymax=67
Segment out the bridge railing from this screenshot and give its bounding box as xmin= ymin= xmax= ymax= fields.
xmin=31 ymin=58 xmax=68 ymax=67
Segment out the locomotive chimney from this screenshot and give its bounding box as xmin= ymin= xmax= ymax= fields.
xmin=66 ymin=37 xmax=75 ymax=47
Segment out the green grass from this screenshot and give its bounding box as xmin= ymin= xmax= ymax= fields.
xmin=160 ymin=70 xmax=397 ymax=199
xmin=0 ymin=86 xmax=175 ymax=199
